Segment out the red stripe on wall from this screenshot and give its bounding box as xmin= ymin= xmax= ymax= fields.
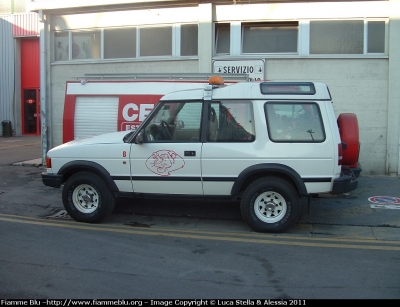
xmin=63 ymin=95 xmax=77 ymax=143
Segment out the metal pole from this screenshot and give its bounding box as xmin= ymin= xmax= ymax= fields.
xmin=39 ymin=11 xmax=48 ymax=165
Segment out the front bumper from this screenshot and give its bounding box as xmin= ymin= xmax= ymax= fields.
xmin=331 ymin=165 xmax=359 ymax=195
xmin=42 ymin=172 xmax=63 ymax=188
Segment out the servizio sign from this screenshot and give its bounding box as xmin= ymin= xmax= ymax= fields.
xmin=213 ymin=60 xmax=265 ymax=81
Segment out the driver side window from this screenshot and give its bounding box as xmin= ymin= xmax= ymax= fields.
xmin=143 ymin=101 xmax=203 ymax=142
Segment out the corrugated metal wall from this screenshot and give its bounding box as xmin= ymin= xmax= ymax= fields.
xmin=0 ymin=12 xmax=39 ymax=135
xmin=13 ymin=13 xmax=38 ymax=37
xmin=0 ymin=15 xmax=15 ymax=134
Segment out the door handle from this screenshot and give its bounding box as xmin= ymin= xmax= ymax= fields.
xmin=184 ymin=151 xmax=196 ymax=156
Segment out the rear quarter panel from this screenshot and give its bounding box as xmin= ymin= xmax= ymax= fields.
xmin=201 ymin=100 xmax=337 ymax=195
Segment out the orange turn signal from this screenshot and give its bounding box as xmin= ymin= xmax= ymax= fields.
xmin=46 ymin=156 xmax=52 ymax=168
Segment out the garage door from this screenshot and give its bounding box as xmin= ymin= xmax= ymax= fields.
xmin=74 ymin=96 xmax=119 ymax=139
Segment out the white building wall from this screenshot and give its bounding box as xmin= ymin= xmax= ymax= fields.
xmin=214 ymin=1 xmax=389 ymax=20
xmin=198 ymin=3 xmax=213 ymax=72
xmin=265 ymin=58 xmax=388 ymax=175
xmin=386 ymin=0 xmax=400 ymax=176
xmin=52 ymin=6 xmax=200 ymax=30
xmin=36 ymin=1 xmax=398 ymax=176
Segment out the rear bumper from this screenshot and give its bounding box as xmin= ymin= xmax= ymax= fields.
xmin=42 ymin=172 xmax=63 ymax=188
xmin=331 ymin=166 xmax=359 ymax=195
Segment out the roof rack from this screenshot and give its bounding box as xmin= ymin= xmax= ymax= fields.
xmin=75 ymin=73 xmax=249 ymax=83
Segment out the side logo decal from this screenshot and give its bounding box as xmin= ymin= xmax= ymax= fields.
xmin=145 ymin=150 xmax=185 ymax=176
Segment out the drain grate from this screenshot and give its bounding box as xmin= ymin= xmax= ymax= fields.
xmin=40 ymin=209 xmax=72 ymax=220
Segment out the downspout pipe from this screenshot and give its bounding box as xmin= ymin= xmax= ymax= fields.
xmin=39 ymin=10 xmax=48 ymax=165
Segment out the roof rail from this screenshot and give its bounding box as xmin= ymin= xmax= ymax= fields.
xmin=75 ymin=73 xmax=249 ymax=82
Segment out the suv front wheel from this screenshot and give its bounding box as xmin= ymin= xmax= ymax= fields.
xmin=62 ymin=171 xmax=116 ymax=223
xmin=240 ymin=177 xmax=301 ymax=233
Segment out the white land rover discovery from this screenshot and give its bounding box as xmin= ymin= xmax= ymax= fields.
xmin=42 ymin=77 xmax=361 ymax=233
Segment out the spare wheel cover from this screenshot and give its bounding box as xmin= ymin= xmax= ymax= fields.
xmin=337 ymin=113 xmax=360 ymax=166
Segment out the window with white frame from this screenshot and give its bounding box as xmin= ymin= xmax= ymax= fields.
xmin=310 ymin=20 xmax=386 ymax=54
xmin=71 ymin=30 xmax=101 ymax=60
xmin=104 ymin=27 xmax=137 ymax=59
xmin=181 ymin=24 xmax=198 ymax=56
xmin=214 ymin=19 xmax=386 ymax=56
xmin=53 ymin=23 xmax=198 ymax=62
xmin=54 ymin=31 xmax=69 ymax=61
xmin=215 ymin=23 xmax=230 ymax=55
xmin=310 ymin=20 xmax=364 ymax=54
xmin=242 ymin=22 xmax=298 ymax=54
xmin=140 ymin=26 xmax=172 ymax=57
xmin=54 ymin=29 xmax=101 ymax=61
xmin=367 ymin=21 xmax=385 ymax=53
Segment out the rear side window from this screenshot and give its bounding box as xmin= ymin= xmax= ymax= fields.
xmin=265 ymin=102 xmax=325 ymax=142
xmin=209 ymin=101 xmax=255 ymax=142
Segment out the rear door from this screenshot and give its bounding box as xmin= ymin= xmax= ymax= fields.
xmin=201 ymin=100 xmax=256 ymax=195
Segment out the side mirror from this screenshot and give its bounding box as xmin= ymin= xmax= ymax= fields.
xmin=134 ymin=130 xmax=144 ymax=144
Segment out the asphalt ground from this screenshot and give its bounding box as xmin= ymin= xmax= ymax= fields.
xmin=1 ymin=134 xmax=400 ymax=240
xmin=0 ymin=135 xmax=43 ymax=166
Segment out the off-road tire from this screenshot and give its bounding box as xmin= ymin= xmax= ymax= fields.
xmin=62 ymin=171 xmax=115 ymax=223
xmin=240 ymin=177 xmax=301 ymax=233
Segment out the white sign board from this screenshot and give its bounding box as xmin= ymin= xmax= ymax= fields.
xmin=213 ymin=60 xmax=265 ymax=81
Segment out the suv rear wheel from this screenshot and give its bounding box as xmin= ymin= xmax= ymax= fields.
xmin=62 ymin=171 xmax=115 ymax=223
xmin=240 ymin=177 xmax=301 ymax=233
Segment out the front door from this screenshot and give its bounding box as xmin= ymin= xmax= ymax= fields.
xmin=129 ymin=101 xmax=204 ymax=195
xmin=22 ymin=88 xmax=40 ymax=134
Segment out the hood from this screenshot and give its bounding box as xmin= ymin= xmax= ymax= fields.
xmin=71 ymin=131 xmax=129 ymax=145
xmin=52 ymin=131 xmax=129 ymax=150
